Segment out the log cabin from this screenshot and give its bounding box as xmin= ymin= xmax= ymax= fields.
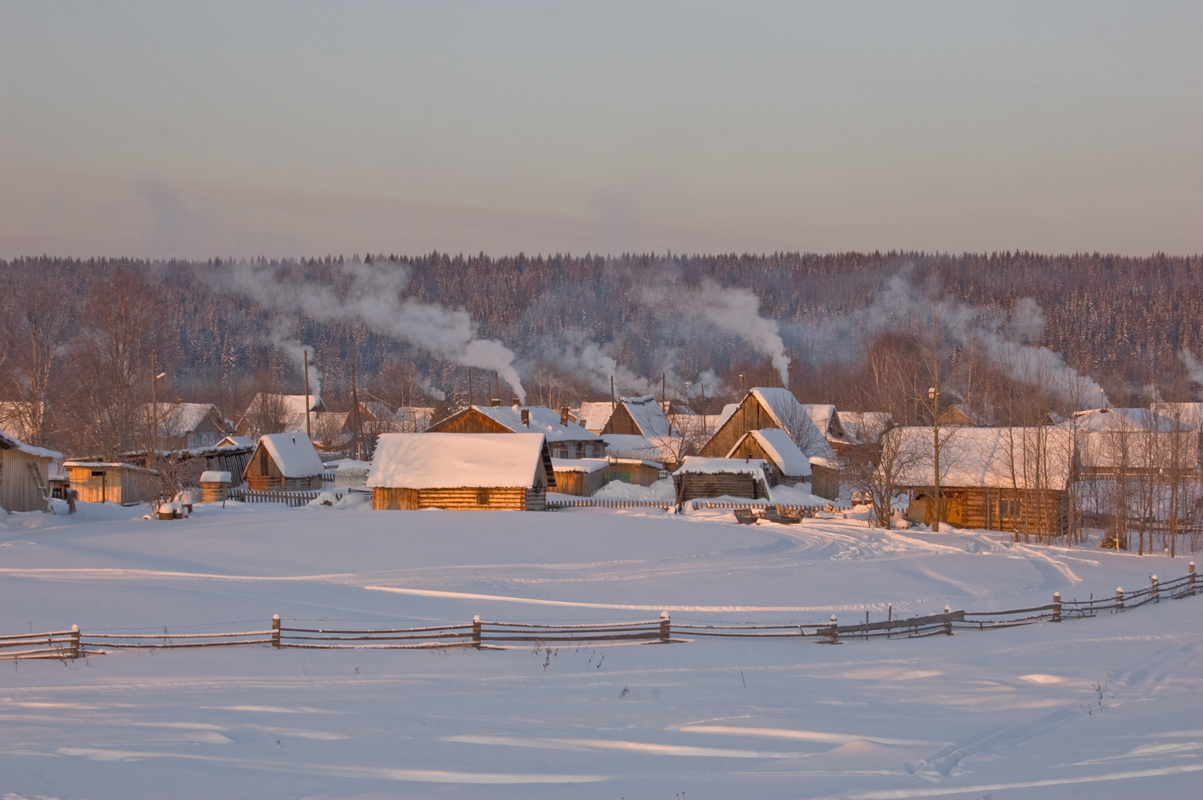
xmin=243 ymin=433 xmax=325 ymax=491
xmin=887 ymin=426 xmax=1077 ymax=538
xmin=368 ymin=432 xmax=555 ymax=511
xmin=672 ymin=456 xmax=773 ymax=505
xmin=426 ymin=402 xmax=604 ymax=459
xmin=551 ymin=458 xmax=607 ymax=496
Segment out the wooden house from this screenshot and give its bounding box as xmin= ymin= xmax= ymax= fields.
xmin=726 ymin=428 xmax=811 ymax=485
xmin=238 ymin=393 xmax=327 ymax=436
xmin=140 ymin=402 xmax=233 ymax=449
xmin=699 ymin=388 xmax=835 ymax=462
xmin=802 ymin=404 xmax=852 ymax=453
xmin=243 ymin=433 xmax=325 ymax=491
xmin=426 ymin=403 xmax=605 ymax=459
xmin=887 ymin=426 xmax=1077 ymax=537
xmin=672 ymin=456 xmax=772 ymax=504
xmin=599 ymin=395 xmax=673 ymax=438
xmin=64 ymin=461 xmax=161 ymax=506
xmin=368 ymin=432 xmax=555 ymax=511
xmin=552 ymin=458 xmax=608 ymax=497
xmin=0 ymin=429 xmax=61 ymax=512
xmin=938 ymin=404 xmax=981 ymax=428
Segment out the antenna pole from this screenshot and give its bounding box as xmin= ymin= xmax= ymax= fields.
xmin=468 ymin=368 xmax=473 ymax=408
xmin=303 ymin=349 xmax=312 ymax=441
xmin=610 ymin=375 xmax=615 ymax=410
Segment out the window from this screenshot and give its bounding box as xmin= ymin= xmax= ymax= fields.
xmin=476 ymin=489 xmax=489 ymax=505
xmin=1000 ymin=498 xmax=1022 ymax=518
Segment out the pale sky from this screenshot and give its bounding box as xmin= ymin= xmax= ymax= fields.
xmin=1 ymin=1 xmax=1200 ymax=259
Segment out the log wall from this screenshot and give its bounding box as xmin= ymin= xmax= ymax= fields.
xmin=673 ymin=472 xmax=766 ymax=503
xmin=373 ymin=486 xmax=544 ymax=511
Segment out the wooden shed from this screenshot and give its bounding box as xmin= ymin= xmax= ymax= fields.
xmin=64 ymin=461 xmax=161 ymax=506
xmin=243 ymin=433 xmax=325 ymax=491
xmin=808 ymin=457 xmax=842 ymax=501
xmin=672 ymin=456 xmax=772 ymax=505
xmin=368 ymin=432 xmax=555 ymax=511
xmin=888 ymin=426 xmax=1076 ymax=538
xmin=0 ymin=430 xmax=61 ymax=512
xmin=552 ymin=458 xmax=607 ymax=497
xmin=604 ymin=457 xmax=665 ymax=488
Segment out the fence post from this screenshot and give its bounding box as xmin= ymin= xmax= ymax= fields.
xmin=472 ymin=615 xmax=482 ymax=648
xmin=660 ymin=611 xmax=671 ymax=643
xmin=943 ymin=606 xmax=952 ymax=636
xmin=1115 ymin=587 xmax=1124 ymax=612
xmin=1151 ymin=574 xmax=1159 ymax=603
xmin=1052 ymin=592 xmax=1062 ymax=622
xmin=70 ymin=624 xmax=80 ymax=659
xmin=886 ymin=604 xmax=892 ymax=639
xmin=271 ymin=614 xmax=280 ymax=648
xmin=827 ymin=615 xmax=839 ymax=644
xmin=1191 ymin=562 xmax=1196 ymax=595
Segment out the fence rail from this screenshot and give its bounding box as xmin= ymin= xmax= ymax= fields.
xmin=227 ymin=489 xmax=343 ymax=508
xmin=8 ymin=565 xmax=1197 ymax=660
xmin=548 ymin=498 xmax=674 ymax=510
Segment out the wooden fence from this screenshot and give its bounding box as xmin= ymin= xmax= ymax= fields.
xmin=547 ymin=499 xmax=854 ymax=514
xmin=227 ymin=488 xmax=344 ymax=508
xmin=5 ymin=565 xmax=1196 ymax=659
xmin=548 ymin=498 xmax=675 ymax=510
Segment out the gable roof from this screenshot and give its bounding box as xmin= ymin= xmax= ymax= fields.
xmin=674 ymin=456 xmax=769 ymax=482
xmin=254 ymin=433 xmax=326 ymax=478
xmin=367 ymin=432 xmax=552 ymax=489
xmin=619 ymin=395 xmax=673 ymax=438
xmin=729 ymin=428 xmax=812 ymax=478
xmin=577 ymin=402 xmax=616 ymax=434
xmin=466 ymin=405 xmax=600 ymax=443
xmin=839 ymin=411 xmax=895 ymax=445
xmin=747 ymin=388 xmax=836 ymax=460
xmin=888 ymin=426 xmax=1075 ymax=490
xmin=140 ymin=403 xmax=231 ymax=436
xmin=0 ymin=428 xmax=62 ymax=460
xmin=600 ymin=433 xmax=673 ymax=466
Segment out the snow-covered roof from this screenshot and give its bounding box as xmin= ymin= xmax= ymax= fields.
xmin=809 ymin=456 xmax=842 ymax=471
xmin=576 ymin=402 xmax=615 ymax=434
xmin=839 ymin=411 xmax=895 ymax=445
xmin=674 ymin=456 xmax=769 ymax=482
xmin=393 ymin=407 xmax=435 ymax=430
xmin=1071 ymin=408 xmax=1197 ymax=470
xmin=887 ymin=426 xmax=1076 ymax=490
xmin=715 ymin=403 xmax=739 ymax=430
xmin=801 ymin=404 xmax=842 ymax=439
xmin=217 ymin=435 xmax=255 ymax=448
xmin=620 ymin=395 xmax=673 ymax=438
xmin=245 ymin=394 xmax=323 ymax=433
xmin=1153 ymin=402 xmax=1203 ymax=430
xmin=140 ymin=403 xmax=231 ymax=436
xmin=63 ymin=461 xmax=158 ymax=475
xmin=367 ymin=432 xmax=549 ymax=489
xmin=551 ymin=457 xmax=608 ymax=474
xmin=255 ymin=433 xmax=325 ymax=478
xmin=729 ymin=429 xmax=811 ymax=478
xmin=1071 ymin=407 xmax=1193 ymax=433
xmin=199 ymin=471 xmax=232 ymax=483
xmin=335 ymin=459 xmax=372 ymax=476
xmin=0 ymin=429 xmax=62 ymax=460
xmin=747 ymin=388 xmax=836 ymax=460
xmin=469 ymin=405 xmax=600 ymax=442
xmin=601 ymin=433 xmax=674 ymax=465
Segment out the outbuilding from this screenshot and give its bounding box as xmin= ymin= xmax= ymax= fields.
xmin=0 ymin=429 xmax=61 ymax=512
xmin=243 ymin=433 xmax=325 ymax=491
xmin=672 ymin=456 xmax=772 ymax=505
xmin=551 ymin=458 xmax=608 ymax=497
xmin=63 ymin=461 xmax=160 ymax=506
xmin=368 ymin=432 xmax=555 ymax=511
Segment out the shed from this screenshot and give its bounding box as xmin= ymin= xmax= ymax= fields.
xmin=808 ymin=457 xmax=842 ymax=501
xmin=243 ymin=433 xmax=325 ymax=491
xmin=886 ymin=426 xmax=1076 ymax=537
xmin=552 ymin=458 xmax=607 ymax=497
xmin=726 ymin=428 xmax=812 ymax=484
xmin=603 ymin=457 xmax=665 ymax=488
xmin=602 ymin=433 xmax=682 ymax=470
xmin=368 ymin=432 xmax=555 ymax=511
xmin=64 ymin=461 xmax=160 ymax=506
xmin=672 ymin=456 xmax=772 ymax=504
xmin=199 ymin=470 xmax=232 ymax=502
xmin=0 ymin=429 xmax=62 ymax=512
xmin=427 ymin=404 xmax=604 ymax=459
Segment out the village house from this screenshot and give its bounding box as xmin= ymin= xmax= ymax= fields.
xmin=0 ymin=429 xmax=61 ymax=512
xmin=426 ymin=402 xmax=604 ymax=459
xmin=887 ymin=426 xmax=1077 ymax=538
xmin=802 ymin=404 xmax=852 ymax=453
xmin=63 ymin=461 xmax=161 ymax=506
xmin=238 ymin=393 xmax=328 ymax=437
xmin=700 ymin=388 xmax=836 ymax=463
xmin=1072 ymin=407 xmax=1198 ymax=476
xmin=139 ymin=402 xmax=234 ymax=450
xmin=368 ymin=432 xmax=555 ymax=511
xmin=672 ymin=456 xmax=773 ymax=505
xmin=242 ymin=433 xmax=325 ymax=491
xmin=725 ymin=428 xmax=811 ymax=485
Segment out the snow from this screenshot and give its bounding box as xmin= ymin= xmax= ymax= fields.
xmin=575 ymin=401 xmax=616 ymax=433
xmin=840 ymin=411 xmax=894 ymax=445
xmin=198 ymin=471 xmax=231 ymax=483
xmin=551 ymin=457 xmax=607 ymax=474
xmin=739 ymin=428 xmax=812 ymax=477
xmin=140 ymin=402 xmax=230 ymax=436
xmin=62 ymin=460 xmax=157 ymax=475
xmin=767 ymin=481 xmax=827 ymax=506
xmin=469 ymin=404 xmax=600 ymax=443
xmin=748 ymin=387 xmax=838 ymax=460
xmin=216 ymin=435 xmax=254 ymax=448
xmin=592 ymin=477 xmax=676 ymax=501
xmin=256 ymin=433 xmax=325 ymax=478
xmin=675 ymin=456 xmax=769 ymax=481
xmin=0 ymin=428 xmax=63 ymax=460
xmin=620 ymin=394 xmax=674 ymax=438
xmin=368 ymin=432 xmax=547 ymax=489
xmin=3 ymin=498 xmax=1203 ymax=798
xmin=601 ymin=433 xmax=672 ymax=465
xmin=888 ymin=426 xmax=1076 ymax=490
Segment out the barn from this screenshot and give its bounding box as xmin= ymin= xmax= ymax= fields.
xmin=887 ymin=426 xmax=1077 ymax=538
xmin=63 ymin=461 xmax=161 ymax=506
xmin=426 ymin=403 xmax=604 ymax=459
xmin=243 ymin=433 xmax=325 ymax=491
xmin=672 ymin=456 xmax=772 ymax=504
xmin=0 ymin=429 xmax=61 ymax=512
xmin=368 ymin=432 xmax=555 ymax=511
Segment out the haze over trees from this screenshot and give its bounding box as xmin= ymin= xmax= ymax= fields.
xmin=1 ymin=250 xmax=1201 ymax=457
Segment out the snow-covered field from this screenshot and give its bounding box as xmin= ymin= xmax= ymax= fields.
xmin=2 ymin=500 xmax=1202 ymax=799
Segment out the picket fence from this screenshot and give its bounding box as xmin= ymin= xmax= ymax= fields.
xmin=547 ymin=499 xmax=853 ymax=515
xmin=4 ymin=565 xmax=1196 ymax=661
xmin=227 ymin=488 xmax=344 ymax=508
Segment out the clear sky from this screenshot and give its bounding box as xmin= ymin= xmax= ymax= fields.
xmin=1 ymin=1 xmax=1199 ymax=259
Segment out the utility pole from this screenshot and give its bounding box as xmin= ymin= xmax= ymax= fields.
xmin=303 ymin=349 xmax=312 ymax=441
xmin=610 ymin=375 xmax=615 ymax=411
xmin=151 ymin=351 xmax=159 ymax=455
xmin=494 ymin=371 xmax=500 ymax=403
xmin=350 ymin=364 xmax=362 ymax=460
xmin=468 ymin=368 xmax=473 ymax=408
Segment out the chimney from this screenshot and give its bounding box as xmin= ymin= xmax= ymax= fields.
xmin=512 ymin=398 xmax=520 ymax=409
xmin=490 ymin=398 xmax=501 ymax=407
xmin=560 ymin=407 xmax=570 ymax=426
xmin=521 ymin=409 xmax=530 ymax=427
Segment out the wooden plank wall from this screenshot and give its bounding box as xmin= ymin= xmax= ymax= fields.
xmin=674 ymin=472 xmax=764 ymax=503
xmin=1 ymin=450 xmax=49 ymax=512
xmin=907 ymin=486 xmax=1069 ymax=538
xmin=602 ymin=404 xmax=641 ymax=436
xmin=552 ymin=469 xmax=605 ymax=497
xmin=372 ymin=486 xmax=538 ymax=511
xmin=699 ymin=396 xmax=779 ymax=458
xmin=810 ymin=463 xmax=841 ymax=501
xmin=604 ymin=462 xmax=663 ymax=487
